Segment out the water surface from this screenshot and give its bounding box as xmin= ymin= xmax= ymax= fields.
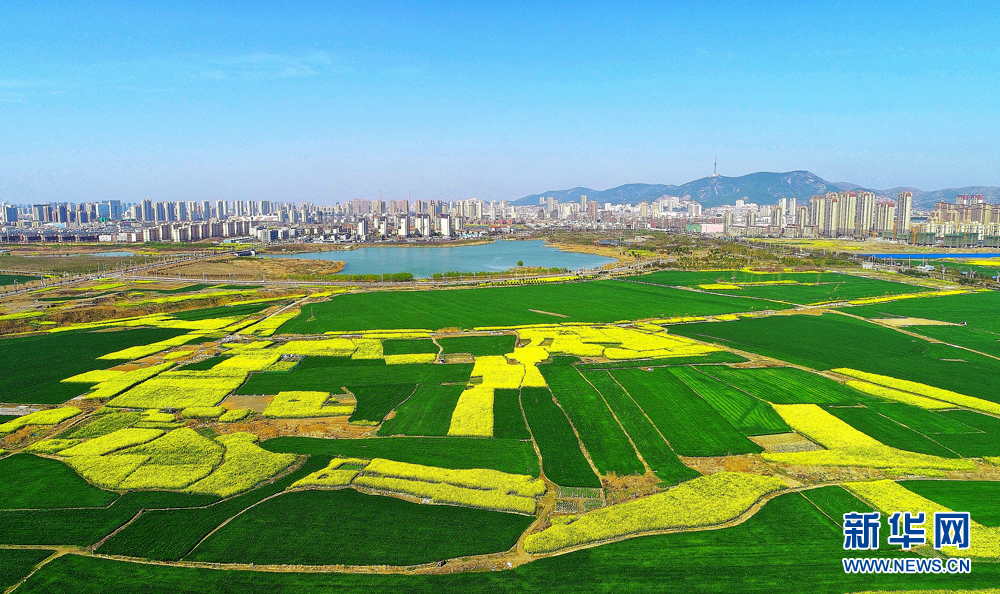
xmin=264 ymin=240 xmax=616 ymax=277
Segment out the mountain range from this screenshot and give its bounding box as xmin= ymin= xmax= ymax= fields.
xmin=513 ymin=171 xmax=1000 ymax=210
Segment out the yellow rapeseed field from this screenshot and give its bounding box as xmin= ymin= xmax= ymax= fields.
xmin=84 ymin=362 xmax=174 ymax=400
xmin=61 ymin=369 xmax=124 ymax=384
xmin=844 ymin=380 xmax=953 ymax=410
xmin=524 ymin=472 xmax=786 ymax=553
xmin=99 ymin=333 xmax=203 ymax=361
xmin=187 ymin=432 xmax=297 ymax=498
xmin=384 ymin=353 xmax=437 ymax=365
xmin=263 ymin=391 xmax=354 ymax=418
xmin=363 ymin=458 xmax=545 ymax=498
xmin=764 ymin=404 xmax=975 ymax=472
xmin=354 ymin=475 xmax=537 ymax=514
xmin=833 ymin=369 xmax=1000 ymax=416
xmin=447 ymin=385 xmax=495 ymax=437
xmin=0 ymin=407 xmax=81 ymax=435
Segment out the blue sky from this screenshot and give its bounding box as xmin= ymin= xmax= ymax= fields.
xmin=2 ymin=1 xmax=999 ymax=204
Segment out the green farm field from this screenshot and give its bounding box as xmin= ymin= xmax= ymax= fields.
xmin=276 ymin=279 xmax=790 ymax=333
xmin=187 ymin=488 xmax=535 ymax=566
xmin=671 ymin=312 xmax=1000 ymax=404
xmin=0 ymin=327 xmax=190 ymax=403
xmin=610 ymin=368 xmax=763 ymax=456
xmin=3 ymin=271 xmax=999 ymax=593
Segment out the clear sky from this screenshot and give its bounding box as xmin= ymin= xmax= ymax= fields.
xmin=3 ymin=1 xmax=999 ymax=204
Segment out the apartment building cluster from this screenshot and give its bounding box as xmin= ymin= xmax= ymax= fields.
xmin=714 ymin=191 xmax=914 ymax=239
xmin=919 ymin=194 xmax=1000 ymax=245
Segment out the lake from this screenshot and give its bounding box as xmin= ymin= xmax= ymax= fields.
xmin=263 ymin=240 xmax=617 ymax=277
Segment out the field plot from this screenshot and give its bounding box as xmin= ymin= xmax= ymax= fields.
xmin=822 ymin=406 xmax=960 ymax=458
xmin=187 ymin=488 xmax=535 ymax=566
xmin=849 ymin=290 xmax=1000 ymax=333
xmin=903 ymin=480 xmax=1000 ymax=527
xmin=574 ymin=351 xmax=747 ymax=370
xmin=94 ymin=456 xmax=324 ymax=560
xmin=0 ymin=454 xmax=119 ymax=509
xmin=237 ymin=356 xmax=472 ymax=394
xmin=671 ymin=313 xmax=1000 ymax=405
xmin=668 ymin=367 xmax=789 ymax=436
xmin=382 ymin=338 xmax=439 ymax=355
xmin=524 ymin=472 xmax=785 ymax=553
xmin=437 ymin=334 xmax=517 ymax=356
xmin=263 ymin=436 xmax=540 ymax=476
xmin=377 ymin=384 xmax=466 ymax=436
xmin=906 ymin=324 xmax=1000 ymax=357
xmin=491 ymin=389 xmax=532 ymax=440
xmin=0 ymin=549 xmax=53 ymax=592
xmin=0 ymin=273 xmax=36 ymax=287
xmin=580 ymin=370 xmax=698 ymax=484
xmin=0 ymin=327 xmax=188 ymax=403
xmin=699 ymin=366 xmax=866 ymax=405
xmin=520 ymin=387 xmax=600 ymax=487
xmin=610 ymin=368 xmax=762 ymax=456
xmin=630 ymin=270 xmax=927 ymax=303
xmin=931 ymin=410 xmax=1000 ymax=457
xmin=0 ymin=489 xmax=219 ymax=547
xmin=345 ymin=384 xmax=416 ymax=423
xmin=16 ymin=493 xmax=1000 ymax=593
xmin=865 ymin=401 xmax=981 ymax=435
xmin=277 ymin=280 xmax=787 ymax=333
xmin=540 ymin=361 xmax=645 ymax=476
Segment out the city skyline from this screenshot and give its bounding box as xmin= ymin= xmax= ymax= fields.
xmin=3 ymin=2 xmax=1000 ymax=204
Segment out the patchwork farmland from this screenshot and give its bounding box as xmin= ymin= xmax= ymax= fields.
xmin=1 ymin=270 xmax=999 ymax=593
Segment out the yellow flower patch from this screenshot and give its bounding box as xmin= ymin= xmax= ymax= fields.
xmin=844 ymin=380 xmax=952 ymax=410
xmin=354 ymin=475 xmax=537 ymax=515
xmin=763 ymin=404 xmax=974 ymax=472
xmin=99 ymin=333 xmax=203 ymax=361
xmin=833 ymin=369 xmax=1000 ymax=416
xmin=238 ymin=309 xmax=300 ymax=337
xmin=524 ymin=472 xmax=786 ymax=554
xmin=274 ymin=339 xmax=356 ymax=357
xmin=351 ymin=338 xmax=383 ymax=359
xmin=218 ymin=409 xmax=252 ymax=423
xmin=363 ymin=459 xmax=545 ymax=498
xmin=698 ymin=283 xmax=743 ymax=290
xmin=385 ymin=353 xmax=437 ymax=365
xmin=61 ymin=369 xmax=124 ymax=384
xmin=187 ymin=432 xmax=297 ymax=498
xmin=85 ymin=362 xmax=174 ymax=400
xmin=0 ymin=407 xmax=81 ymax=435
xmin=848 ymin=290 xmax=970 ymax=306
xmin=60 ymin=428 xmax=165 ymax=457
xmin=263 ymin=391 xmax=353 ymax=418
xmin=447 ymin=385 xmax=495 ymax=437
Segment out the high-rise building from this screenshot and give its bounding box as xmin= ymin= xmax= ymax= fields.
xmin=895 ymin=191 xmax=913 ymax=237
